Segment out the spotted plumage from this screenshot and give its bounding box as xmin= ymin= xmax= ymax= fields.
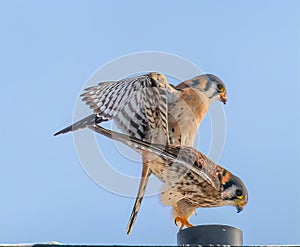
xmin=54 ymin=72 xmax=227 ymax=234
xmin=89 ymin=125 xmax=248 ymax=229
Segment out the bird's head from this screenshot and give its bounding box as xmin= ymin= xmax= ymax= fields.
xmin=181 ymin=74 xmax=227 ymax=104
xmin=220 ymin=173 xmax=248 ymax=213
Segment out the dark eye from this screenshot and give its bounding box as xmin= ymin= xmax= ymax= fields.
xmin=217 ymin=83 xmax=224 ymax=92
xmin=236 ymin=189 xmax=243 ymax=197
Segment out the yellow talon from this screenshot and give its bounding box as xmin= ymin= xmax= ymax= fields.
xmin=175 ymin=216 xmax=193 ymax=230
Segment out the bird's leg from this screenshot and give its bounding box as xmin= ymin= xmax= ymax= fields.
xmin=174 ymin=206 xmax=193 ymax=230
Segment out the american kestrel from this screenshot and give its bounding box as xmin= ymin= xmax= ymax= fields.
xmin=88 ymin=125 xmax=248 ymax=229
xmin=54 ymin=72 xmax=227 ymax=233
xmin=126 ymin=73 xmax=226 ymax=234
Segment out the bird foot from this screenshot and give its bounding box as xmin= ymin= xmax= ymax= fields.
xmin=175 ymin=216 xmax=193 ymax=230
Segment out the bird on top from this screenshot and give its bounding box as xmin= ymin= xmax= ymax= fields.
xmin=54 ymin=72 xmax=227 ymax=234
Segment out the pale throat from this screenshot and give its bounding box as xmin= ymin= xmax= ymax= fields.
xmin=181 ymin=89 xmax=210 ymax=126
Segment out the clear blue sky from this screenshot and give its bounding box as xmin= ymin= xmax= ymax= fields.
xmin=1 ymin=0 xmax=300 ymax=245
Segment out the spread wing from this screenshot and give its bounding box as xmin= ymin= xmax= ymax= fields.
xmin=55 ymin=72 xmax=171 ymax=142
xmin=81 ymin=73 xmax=170 ymax=141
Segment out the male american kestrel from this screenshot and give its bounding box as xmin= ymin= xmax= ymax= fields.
xmin=88 ymin=125 xmax=248 ymax=229
xmin=54 ymin=72 xmax=227 ymax=233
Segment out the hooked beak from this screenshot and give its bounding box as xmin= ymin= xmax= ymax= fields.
xmin=219 ymin=93 xmax=227 ymax=104
xmin=236 ymin=202 xmax=245 ymax=213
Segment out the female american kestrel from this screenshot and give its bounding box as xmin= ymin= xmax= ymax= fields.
xmin=88 ymin=125 xmax=248 ymax=229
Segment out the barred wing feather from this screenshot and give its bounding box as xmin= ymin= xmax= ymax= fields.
xmin=81 ymin=73 xmax=170 ymax=141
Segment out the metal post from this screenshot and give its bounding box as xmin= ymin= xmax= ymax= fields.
xmin=177 ymin=224 xmax=243 ymax=246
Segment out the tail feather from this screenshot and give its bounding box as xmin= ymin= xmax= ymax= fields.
xmin=54 ymin=114 xmax=108 ymax=136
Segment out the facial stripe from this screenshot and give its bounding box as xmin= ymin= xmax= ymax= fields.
xmin=208 ymin=90 xmax=219 ymax=99
xmin=203 ymin=78 xmax=211 ymax=92
xmin=191 ymin=79 xmax=200 ymax=87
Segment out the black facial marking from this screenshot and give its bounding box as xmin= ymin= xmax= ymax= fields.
xmin=208 ymin=90 xmax=219 ymax=99
xmin=204 ymin=79 xmax=211 ymax=92
xmin=222 ymin=180 xmax=234 ymax=190
xmin=191 ymin=79 xmax=199 ymax=87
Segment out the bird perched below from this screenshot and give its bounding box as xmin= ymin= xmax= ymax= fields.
xmin=54 ymin=72 xmax=227 ymax=234
xmin=88 ymin=125 xmax=248 ymax=229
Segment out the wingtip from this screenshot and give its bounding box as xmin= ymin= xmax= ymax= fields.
xmin=126 ymin=224 xmax=133 ymax=235
xmin=53 ymin=131 xmax=60 ymax=136
xmin=53 ymin=128 xmax=70 ymax=136
xmin=126 ymin=210 xmax=137 ymax=236
xmin=53 ymin=125 xmax=74 ymax=136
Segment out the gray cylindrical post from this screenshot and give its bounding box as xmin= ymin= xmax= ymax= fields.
xmin=177 ymin=224 xmax=243 ymax=246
